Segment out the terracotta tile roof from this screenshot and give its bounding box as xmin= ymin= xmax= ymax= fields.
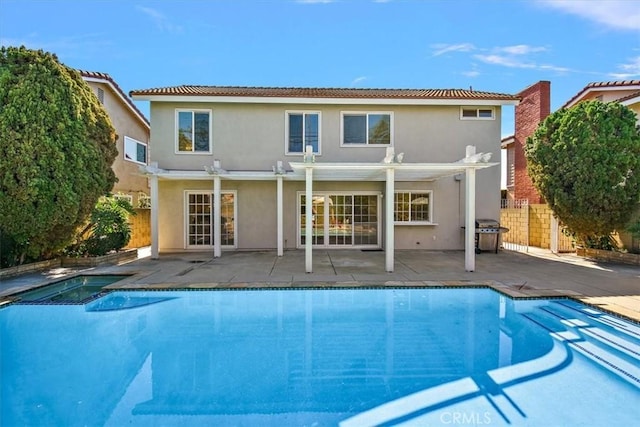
xmin=562 ymin=80 xmax=640 ymax=109
xmin=79 ymin=70 xmax=150 ymax=127
xmin=617 ymin=89 xmax=640 ymax=104
xmin=129 ymin=85 xmax=519 ymax=101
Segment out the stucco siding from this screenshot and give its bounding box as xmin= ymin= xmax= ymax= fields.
xmin=86 ymin=81 xmax=151 ymax=205
xmin=154 ymin=176 xmax=497 ymax=252
xmin=148 ymin=97 xmax=503 ymax=254
xmin=149 ymin=102 xmax=503 ymax=169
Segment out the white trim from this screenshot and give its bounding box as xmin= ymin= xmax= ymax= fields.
xmin=284 ymin=110 xmax=322 ymax=156
xmin=385 ymin=168 xmax=394 ymax=272
xmin=621 ymin=95 xmax=640 ymax=106
xmin=393 ymin=190 xmax=434 ymax=225
xmin=132 ymin=94 xmax=519 ymax=107
xmin=124 ymin=136 xmax=147 ymax=165
xmin=565 ymin=84 xmax=640 ymax=108
xmin=150 ymin=174 xmax=159 ymax=259
xmin=460 ymin=106 xmax=495 ymax=120
xmin=113 ymin=193 xmax=133 ymax=204
xmin=175 ymin=109 xmax=213 ymax=154
xmin=340 ymin=111 xmax=394 ymax=146
xmin=296 ymin=191 xmax=382 ymax=250
xmin=83 ymin=76 xmax=150 ymax=129
xmin=183 ymin=189 xmax=237 ymax=250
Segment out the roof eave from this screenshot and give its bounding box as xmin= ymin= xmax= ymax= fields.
xmin=129 ymin=94 xmax=519 ymax=106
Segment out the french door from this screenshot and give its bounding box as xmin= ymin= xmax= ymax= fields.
xmin=185 ymin=191 xmax=236 ymax=249
xmin=298 ymin=192 xmax=380 ymax=248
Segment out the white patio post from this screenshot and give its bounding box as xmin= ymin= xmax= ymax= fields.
xmin=276 ymin=161 xmax=284 ymax=257
xmin=213 ymin=160 xmax=222 ymax=258
xmin=385 ymin=166 xmax=395 ymax=272
xmin=304 ymin=146 xmax=314 ymax=273
xmin=464 ymin=146 xmax=476 ymax=272
xmin=150 ymin=172 xmax=159 ymax=259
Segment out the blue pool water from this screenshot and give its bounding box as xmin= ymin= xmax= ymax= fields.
xmin=13 ymin=275 xmax=130 ymax=303
xmin=1 ymin=288 xmax=638 ymax=426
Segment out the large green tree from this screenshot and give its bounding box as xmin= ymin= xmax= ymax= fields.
xmin=525 ymin=100 xmax=640 ymax=246
xmin=0 ymin=46 xmax=118 ymax=265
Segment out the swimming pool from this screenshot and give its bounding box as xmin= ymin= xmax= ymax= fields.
xmin=1 ymin=288 xmax=638 ymax=426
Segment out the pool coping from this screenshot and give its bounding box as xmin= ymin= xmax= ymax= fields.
xmin=2 ymin=274 xmax=638 ymax=325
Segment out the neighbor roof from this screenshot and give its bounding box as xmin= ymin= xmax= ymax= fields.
xmin=562 ymin=80 xmax=640 ymax=109
xmin=79 ymin=70 xmax=150 ymax=127
xmin=129 ymin=85 xmax=520 ymax=105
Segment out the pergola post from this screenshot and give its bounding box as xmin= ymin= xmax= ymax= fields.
xmin=276 ymin=161 xmax=284 ymax=257
xmin=213 ymin=172 xmax=222 ymax=258
xmin=385 ymin=167 xmax=395 ymax=272
xmin=464 ymin=146 xmax=477 ymax=272
xmin=149 ymin=172 xmax=159 ymax=259
xmin=304 ymin=146 xmax=314 ymax=273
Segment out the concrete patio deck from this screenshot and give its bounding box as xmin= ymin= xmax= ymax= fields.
xmin=1 ymin=248 xmax=639 ymax=322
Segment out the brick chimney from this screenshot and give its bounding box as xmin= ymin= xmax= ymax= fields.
xmin=514 ymin=81 xmax=550 ymax=203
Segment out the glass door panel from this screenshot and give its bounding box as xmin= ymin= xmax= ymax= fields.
xmin=188 ymin=193 xmax=212 ymax=246
xmin=353 ymin=195 xmax=378 ymax=245
xmin=328 ymin=195 xmax=353 ymax=245
xmin=187 ymin=192 xmax=235 ymax=248
xmin=300 ymin=195 xmax=324 ymax=245
xmin=299 ymin=193 xmax=379 ymax=248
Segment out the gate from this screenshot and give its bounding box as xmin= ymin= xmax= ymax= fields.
xmin=500 ymin=199 xmax=529 ymax=252
xmin=550 ymin=216 xmax=576 ymax=253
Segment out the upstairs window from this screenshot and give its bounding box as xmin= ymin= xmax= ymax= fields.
xmin=124 ymin=136 xmax=147 ymax=165
xmin=394 ymin=191 xmax=433 ymax=224
xmin=177 ymin=110 xmax=212 ymax=153
xmin=460 ymin=107 xmax=494 ymax=120
xmin=97 ymin=87 xmax=104 ymax=104
xmin=286 ymin=111 xmax=320 ymax=154
xmin=342 ymin=112 xmax=392 ymax=145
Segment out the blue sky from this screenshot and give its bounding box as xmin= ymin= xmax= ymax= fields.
xmin=1 ymin=0 xmax=639 ymax=137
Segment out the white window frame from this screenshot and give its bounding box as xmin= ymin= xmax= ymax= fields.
xmin=113 ymin=193 xmax=133 ymax=205
xmin=175 ymin=109 xmax=213 ymax=154
xmin=460 ymin=107 xmax=495 ymax=120
xmin=340 ymin=111 xmax=394 ymax=146
xmin=296 ymin=191 xmax=381 ymax=249
xmin=184 ymin=190 xmax=237 ymax=249
xmin=393 ymin=190 xmax=434 ymax=225
xmin=124 ymin=136 xmax=147 ymax=165
xmin=285 ymin=110 xmax=322 ymax=156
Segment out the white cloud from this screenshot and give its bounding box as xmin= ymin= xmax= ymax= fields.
xmin=498 ymin=45 xmax=547 ymax=55
xmin=351 ymin=76 xmax=368 ymax=86
xmin=610 ymin=56 xmax=640 ymax=79
xmin=137 ymin=6 xmax=183 ymax=33
xmin=431 ymin=43 xmax=475 ymax=56
xmin=474 ymin=54 xmax=536 ymax=69
xmin=432 ymin=41 xmax=570 ymax=75
xmin=537 ymin=0 xmax=640 ymax=31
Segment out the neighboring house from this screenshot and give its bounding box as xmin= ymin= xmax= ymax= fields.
xmin=130 ymin=85 xmax=520 ymax=271
xmin=80 ymin=71 xmax=151 ymax=208
xmin=501 ymin=81 xmax=550 ymax=203
xmin=502 ymin=80 xmax=640 ymax=252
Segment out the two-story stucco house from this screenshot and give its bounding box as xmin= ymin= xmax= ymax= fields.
xmin=130 ymin=86 xmax=519 ymax=271
xmin=80 ymin=71 xmax=151 ymax=208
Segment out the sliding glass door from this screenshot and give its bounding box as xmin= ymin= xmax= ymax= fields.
xmin=299 ymin=192 xmax=380 ymax=248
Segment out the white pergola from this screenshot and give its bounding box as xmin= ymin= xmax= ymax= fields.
xmin=143 ymin=145 xmax=497 ymax=273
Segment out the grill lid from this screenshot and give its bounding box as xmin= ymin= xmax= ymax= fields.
xmin=475 ymin=218 xmax=500 ymax=228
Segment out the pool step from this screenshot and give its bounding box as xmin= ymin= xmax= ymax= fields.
xmin=523 ymin=303 xmax=640 ymax=386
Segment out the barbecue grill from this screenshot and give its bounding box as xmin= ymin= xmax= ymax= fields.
xmin=474 ymin=219 xmax=509 ymax=254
